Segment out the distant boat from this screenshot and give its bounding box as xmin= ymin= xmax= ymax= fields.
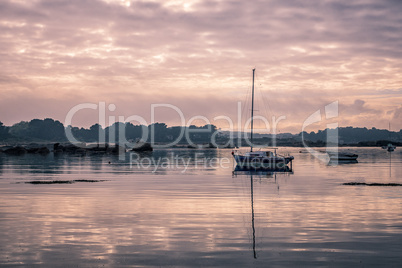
xmin=382 ymin=123 xmax=396 ymax=152
xmin=232 ymin=69 xmax=294 ymax=169
xmin=385 ymin=143 xmax=396 ymax=152
xmin=327 ymin=151 xmax=358 ymax=161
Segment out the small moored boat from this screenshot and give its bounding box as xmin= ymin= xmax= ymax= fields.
xmin=382 ymin=143 xmax=396 ymax=152
xmin=327 ymin=151 xmax=358 ymax=161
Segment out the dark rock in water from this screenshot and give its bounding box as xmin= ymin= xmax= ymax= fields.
xmin=25 ymin=179 xmax=107 ymax=184
xmin=4 ymin=146 xmax=27 ymax=155
xmin=27 ymin=147 xmax=50 ymax=154
xmin=53 ymin=143 xmax=61 ymax=151
xmin=27 ymin=180 xmax=73 ymax=184
xmin=3 ymin=145 xmax=49 ymax=155
xmin=343 ymin=182 xmax=402 ymax=186
xmin=37 ymin=147 xmax=50 ymax=154
xmin=222 ymin=143 xmax=235 ymax=149
xmin=132 ymin=142 xmax=153 ymax=152
xmin=208 ymin=143 xmax=217 ymax=149
xmin=107 ymin=144 xmax=126 ymax=154
xmin=53 ymin=143 xmax=64 ymax=153
xmin=64 ymin=144 xmax=81 ymax=153
xmin=75 ymin=148 xmax=87 ymax=155
xmin=87 ymin=143 xmax=108 ymax=154
xmin=74 ymin=179 xmax=107 ymax=183
xmin=26 ymin=148 xmax=38 ymax=153
xmin=53 ymin=143 xmax=84 ymax=154
xmin=53 ymin=142 xmax=124 ymax=155
xmin=28 ymin=143 xmax=40 ymax=148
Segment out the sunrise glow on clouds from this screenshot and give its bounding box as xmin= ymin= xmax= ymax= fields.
xmin=0 ymin=0 xmax=401 ymax=133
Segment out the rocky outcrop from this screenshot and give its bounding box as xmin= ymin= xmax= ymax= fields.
xmin=131 ymin=142 xmax=153 ymax=152
xmin=26 ymin=147 xmax=50 ymax=154
xmin=4 ymin=146 xmax=27 ymax=155
xmin=53 ymin=143 xmax=125 ymax=155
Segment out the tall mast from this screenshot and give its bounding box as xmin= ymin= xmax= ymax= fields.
xmin=389 ymin=122 xmax=391 ymax=141
xmin=250 ymin=68 xmax=255 ymax=152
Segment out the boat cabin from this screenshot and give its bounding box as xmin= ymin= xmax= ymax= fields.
xmin=245 ymin=151 xmax=275 ymax=158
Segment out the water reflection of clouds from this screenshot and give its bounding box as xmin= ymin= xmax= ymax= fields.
xmin=0 ymin=148 xmax=401 ymax=266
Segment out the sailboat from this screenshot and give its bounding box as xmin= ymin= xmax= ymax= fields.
xmin=232 ymin=69 xmax=294 ymax=170
xmin=382 ymin=123 xmax=396 ymax=152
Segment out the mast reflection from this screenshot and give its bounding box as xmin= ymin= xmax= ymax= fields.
xmin=232 ymin=166 xmax=293 ymax=259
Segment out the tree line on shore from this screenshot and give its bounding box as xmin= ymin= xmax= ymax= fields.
xmin=0 ymin=118 xmax=401 ymax=146
xmin=0 ymin=118 xmax=218 ymax=144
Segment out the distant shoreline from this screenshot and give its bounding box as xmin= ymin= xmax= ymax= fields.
xmin=0 ymin=141 xmax=399 ymax=149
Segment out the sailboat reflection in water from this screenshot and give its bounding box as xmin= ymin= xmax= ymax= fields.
xmin=232 ymin=69 xmax=294 ymax=170
xmin=232 ymin=168 xmax=292 ymax=259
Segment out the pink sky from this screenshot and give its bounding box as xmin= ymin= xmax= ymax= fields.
xmin=0 ymin=0 xmax=401 ymax=133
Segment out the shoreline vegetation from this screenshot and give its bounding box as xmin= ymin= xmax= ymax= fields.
xmin=0 ymin=119 xmax=401 ymax=153
xmin=0 ymin=140 xmax=400 ymax=156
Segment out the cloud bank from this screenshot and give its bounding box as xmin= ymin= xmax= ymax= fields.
xmin=0 ymin=0 xmax=401 ymax=132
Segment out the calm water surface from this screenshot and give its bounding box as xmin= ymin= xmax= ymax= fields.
xmin=0 ymin=147 xmax=401 ymax=267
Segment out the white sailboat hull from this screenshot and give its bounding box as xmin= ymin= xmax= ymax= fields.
xmin=233 ymin=154 xmax=294 ymax=169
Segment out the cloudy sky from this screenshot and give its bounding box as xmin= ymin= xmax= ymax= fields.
xmin=0 ymin=0 xmax=401 ymax=133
